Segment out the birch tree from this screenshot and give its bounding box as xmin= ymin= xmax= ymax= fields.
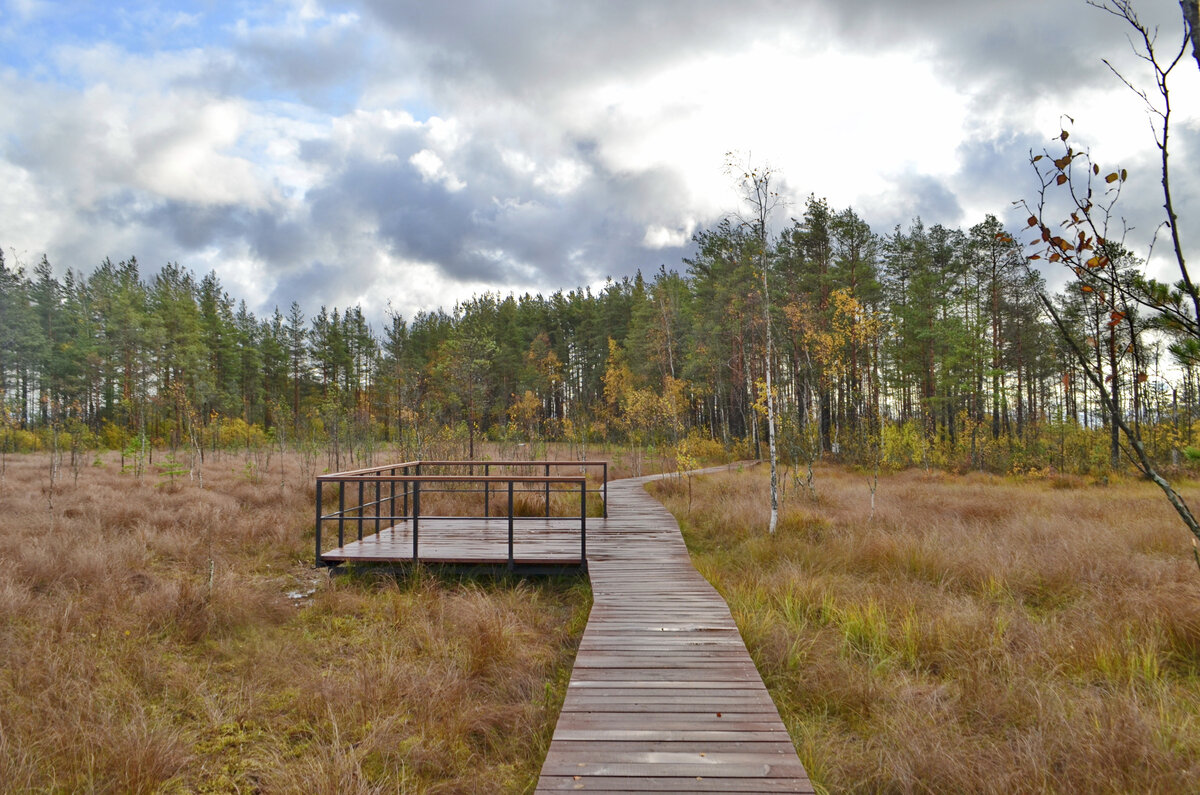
xmin=728 ymin=154 xmax=783 ymax=534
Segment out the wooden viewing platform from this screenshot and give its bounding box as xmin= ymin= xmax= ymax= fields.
xmin=534 ymin=469 xmax=813 ymax=793
xmin=315 ymin=460 xmax=607 ymax=570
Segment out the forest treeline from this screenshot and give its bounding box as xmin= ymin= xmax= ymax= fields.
xmin=1 ymin=196 xmax=1194 ymax=474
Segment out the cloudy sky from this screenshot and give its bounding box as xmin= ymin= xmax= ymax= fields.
xmin=1 ymin=0 xmax=1197 ymax=323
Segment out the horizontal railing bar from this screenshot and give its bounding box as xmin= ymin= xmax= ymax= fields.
xmin=324 ymin=460 xmax=421 ymax=478
xmin=331 ymin=485 xmax=597 ymax=493
xmin=320 ymin=515 xmax=590 ymax=523
xmin=405 ymin=460 xmax=606 ymax=467
xmin=322 ymin=459 xmax=607 ymax=479
xmin=317 ymin=474 xmax=588 ymax=483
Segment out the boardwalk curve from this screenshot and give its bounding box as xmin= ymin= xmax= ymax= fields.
xmin=536 ymin=468 xmax=814 ymax=793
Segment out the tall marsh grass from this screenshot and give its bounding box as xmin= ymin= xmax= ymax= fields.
xmin=0 ymin=451 xmax=588 ymax=792
xmin=649 ymin=465 xmax=1200 ymax=793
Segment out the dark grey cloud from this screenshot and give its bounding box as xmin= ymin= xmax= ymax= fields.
xmin=301 ymin=140 xmax=696 ymax=290
xmin=356 ymin=0 xmax=807 ymax=101
xmin=816 ymin=0 xmax=1189 ymax=101
xmin=263 ymin=257 xmax=383 ymax=316
xmin=855 ymin=172 xmax=964 ymax=235
xmin=231 ymin=15 xmax=378 ymax=111
xmin=952 ymin=128 xmax=1053 ymax=223
xmin=355 ymin=0 xmax=1180 ymax=115
xmin=324 ymin=156 xmax=485 ymax=274
xmin=141 ymin=201 xmax=314 ymax=270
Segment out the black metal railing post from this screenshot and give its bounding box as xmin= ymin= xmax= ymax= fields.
xmin=358 ymin=479 xmax=365 ymax=540
xmin=602 ymin=462 xmax=608 ymax=517
xmin=507 ymin=479 xmax=515 ymax=570
xmin=580 ymin=479 xmax=587 ymax=566
xmin=315 ymin=480 xmax=324 ymax=566
xmin=412 ymin=479 xmax=420 ymax=562
xmin=337 ymin=479 xmax=345 ymax=547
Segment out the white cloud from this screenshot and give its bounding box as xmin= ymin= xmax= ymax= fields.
xmin=500 ymin=148 xmax=537 ymax=175
xmin=8 ymin=0 xmax=49 ymax=22
xmin=426 ymin=116 xmax=462 ymax=150
xmin=376 ymin=257 xmax=543 ymax=320
xmin=131 ymin=98 xmax=269 ymax=207
xmin=570 ymin=41 xmax=972 ymax=221
xmin=167 ymin=11 xmax=201 ymax=30
xmin=193 ymin=244 xmax=274 ymax=308
xmin=0 ymin=160 xmax=62 ymax=263
xmin=642 ymin=221 xmax=696 ymax=250
xmin=409 ymin=148 xmax=444 ymax=180
xmin=534 ymin=158 xmax=590 ymax=195
xmin=409 ymin=148 xmax=465 ymax=191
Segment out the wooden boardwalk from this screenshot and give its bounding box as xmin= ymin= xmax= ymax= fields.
xmin=535 ymin=470 xmax=813 ymax=793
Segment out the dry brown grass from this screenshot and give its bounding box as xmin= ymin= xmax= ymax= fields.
xmin=649 ymin=464 xmax=1200 ymax=794
xmin=0 ymin=451 xmax=588 ymax=793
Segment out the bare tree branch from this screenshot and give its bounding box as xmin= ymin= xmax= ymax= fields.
xmin=1019 ymin=0 xmax=1200 ymax=571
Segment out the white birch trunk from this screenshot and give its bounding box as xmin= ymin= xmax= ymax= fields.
xmin=763 ymin=270 xmax=778 ymax=535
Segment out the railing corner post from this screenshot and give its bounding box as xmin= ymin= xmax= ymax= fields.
xmin=358 ymin=478 xmax=365 ymax=541
xmin=603 ymin=462 xmax=608 ymax=518
xmin=315 ymin=479 xmax=324 ymax=567
xmin=337 ymin=479 xmax=346 ymax=547
xmin=507 ymin=479 xmax=515 ymax=570
xmin=412 ymin=479 xmax=421 ymax=562
xmin=580 ymin=479 xmax=587 ymax=565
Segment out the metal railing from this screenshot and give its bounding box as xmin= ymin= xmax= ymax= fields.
xmin=314 ymin=460 xmax=608 ymax=569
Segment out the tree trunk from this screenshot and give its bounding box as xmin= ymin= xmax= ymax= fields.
xmin=1183 ymin=1 xmax=1200 ymax=72
xmin=763 ymin=269 xmax=779 ymax=535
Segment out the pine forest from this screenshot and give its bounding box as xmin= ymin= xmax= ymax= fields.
xmin=2 ymin=197 xmax=1190 ymax=477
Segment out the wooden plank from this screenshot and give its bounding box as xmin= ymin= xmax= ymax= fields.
xmin=551 ymin=716 xmax=789 ymax=731
xmin=536 ymin=776 xmax=814 ymax=792
xmin=545 ymin=741 xmax=800 ymax=754
xmin=550 ymin=730 xmax=793 ymax=742
xmin=539 ymin=760 xmax=810 ymax=778
xmin=565 ymin=669 xmax=763 ymax=682
xmin=561 ymin=700 xmax=779 ymax=712
xmin=564 ymin=684 xmax=765 ymax=692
